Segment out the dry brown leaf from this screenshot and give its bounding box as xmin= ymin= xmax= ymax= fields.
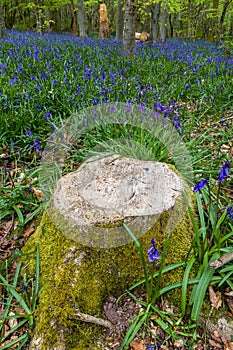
xmin=174 ymin=339 xmax=184 ymax=347
xmin=225 ymin=296 xmax=233 ymax=314
xmin=225 ymin=341 xmax=233 ymax=350
xmin=130 ymin=340 xmax=146 ymax=350
xmin=209 ymin=286 xmax=222 ymax=309
xmin=225 ymin=290 xmax=233 ymax=297
xmin=23 ymin=225 xmax=35 ymax=238
xmin=209 ymin=339 xmax=222 ymax=348
xmin=32 ymin=187 xmax=44 ymax=200
xmin=8 ymin=312 xmax=17 ymax=329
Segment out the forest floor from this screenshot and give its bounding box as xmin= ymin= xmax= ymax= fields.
xmin=1 ymin=216 xmax=233 ymax=350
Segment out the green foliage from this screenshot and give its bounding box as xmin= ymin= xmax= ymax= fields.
xmin=0 ymin=246 xmax=40 ymax=350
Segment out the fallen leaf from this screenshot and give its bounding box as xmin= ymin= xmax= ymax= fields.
xmin=225 ymin=296 xmax=233 ymax=314
xmin=209 ymin=286 xmax=222 ymax=309
xmin=225 ymin=341 xmax=233 ymax=350
xmin=130 ymin=340 xmax=146 ymax=350
xmin=209 ymin=339 xmax=222 ymax=348
xmin=224 ymin=290 xmax=233 ymax=297
xmin=174 ymin=339 xmax=184 ymax=347
xmin=8 ymin=312 xmax=17 ymax=329
xmin=23 ymin=225 xmax=35 ymax=238
xmin=32 ymin=187 xmax=44 ymax=200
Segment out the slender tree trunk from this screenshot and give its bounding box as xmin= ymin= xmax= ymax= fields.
xmin=0 ymin=0 xmax=6 ymax=38
xmin=116 ymin=0 xmax=124 ymax=40
xmin=50 ymin=9 xmax=61 ymax=33
xmin=186 ymin=0 xmax=191 ymax=38
xmin=209 ymin=0 xmax=219 ymax=41
xmin=219 ymin=0 xmax=233 ymax=40
xmin=160 ymin=6 xmax=167 ymax=42
xmin=151 ymin=2 xmax=160 ymax=42
xmin=77 ymin=0 xmax=87 ymax=37
xmin=229 ymin=15 xmax=233 ymax=36
xmin=123 ymin=0 xmax=137 ymax=58
xmin=70 ymin=0 xmax=77 ymax=35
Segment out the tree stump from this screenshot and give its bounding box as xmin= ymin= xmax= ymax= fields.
xmin=23 ymin=155 xmax=194 ymax=349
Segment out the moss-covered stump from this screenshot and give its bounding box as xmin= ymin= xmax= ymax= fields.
xmin=22 ymin=156 xmax=195 ymax=349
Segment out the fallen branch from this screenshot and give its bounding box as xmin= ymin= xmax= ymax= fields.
xmin=209 ymin=252 xmax=233 ymax=269
xmin=68 ymin=312 xmax=113 ymax=328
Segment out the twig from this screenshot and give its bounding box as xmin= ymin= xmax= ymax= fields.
xmin=209 ymin=252 xmax=233 ymax=269
xmin=68 ymin=312 xmax=113 ymax=328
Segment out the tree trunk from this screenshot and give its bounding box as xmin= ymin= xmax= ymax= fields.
xmin=168 ymin=13 xmax=174 ymax=37
xmin=219 ymin=0 xmax=233 ymax=40
xmin=99 ymin=3 xmax=110 ymax=39
xmin=209 ymin=0 xmax=219 ymax=41
xmin=160 ymin=6 xmax=167 ymax=42
xmin=70 ymin=0 xmax=77 ymax=35
xmin=116 ymin=0 xmax=124 ymax=40
xmin=186 ymin=0 xmax=191 ymax=38
xmin=50 ymin=8 xmax=61 ymax=33
xmin=123 ymin=0 xmax=137 ymax=58
xmin=0 ymin=0 xmax=6 ymax=38
xmin=151 ymin=2 xmax=160 ymax=42
xmin=77 ymin=0 xmax=87 ymax=38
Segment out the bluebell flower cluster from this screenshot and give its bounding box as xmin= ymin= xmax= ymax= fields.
xmin=0 ymin=30 xmax=232 ymax=154
xmin=147 ymin=237 xmax=160 ymax=263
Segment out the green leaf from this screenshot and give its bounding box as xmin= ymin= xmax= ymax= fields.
xmin=0 ymin=334 xmax=28 ymax=350
xmin=182 ymin=257 xmax=196 ymax=316
xmin=191 ymin=266 xmax=215 ymax=321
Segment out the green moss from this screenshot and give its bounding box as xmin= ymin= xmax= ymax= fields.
xmin=22 ymin=188 xmax=195 ymax=349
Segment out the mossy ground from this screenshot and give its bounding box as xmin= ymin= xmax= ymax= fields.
xmin=22 ymin=192 xmax=195 ymax=349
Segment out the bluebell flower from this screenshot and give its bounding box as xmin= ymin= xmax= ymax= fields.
xmin=193 ymin=178 xmax=208 ymax=192
xmin=32 ymin=138 xmax=41 ymax=153
xmin=49 ymin=123 xmax=55 ymax=132
xmin=147 ymin=237 xmax=160 ymax=262
xmin=25 ymin=130 xmax=33 ymax=137
xmin=9 ymin=138 xmax=14 ymax=151
xmin=226 ymin=205 xmax=233 ymax=220
xmin=218 ymin=160 xmax=230 ymax=182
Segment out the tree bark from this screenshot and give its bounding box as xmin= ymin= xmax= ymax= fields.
xmin=160 ymin=6 xmax=167 ymax=42
xmin=123 ymin=0 xmax=137 ymax=58
xmin=50 ymin=8 xmax=61 ymax=33
xmin=219 ymin=0 xmax=233 ymax=40
xmin=0 ymin=0 xmax=6 ymax=38
xmin=116 ymin=0 xmax=124 ymax=40
xmin=209 ymin=0 xmax=219 ymax=41
xmin=70 ymin=0 xmax=77 ymax=35
xmin=151 ymin=2 xmax=161 ymax=42
xmin=77 ymin=0 xmax=87 ymax=38
xmin=99 ymin=3 xmax=110 ymax=39
xmin=186 ymin=0 xmax=192 ymax=38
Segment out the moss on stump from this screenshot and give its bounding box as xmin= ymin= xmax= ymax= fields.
xmin=22 ymin=157 xmax=195 ymax=349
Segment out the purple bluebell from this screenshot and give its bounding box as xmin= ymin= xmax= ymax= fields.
xmin=226 ymin=205 xmax=233 ymax=220
xmin=32 ymin=138 xmax=41 ymax=153
xmin=193 ymin=178 xmax=208 ymax=192
xmin=49 ymin=123 xmax=55 ymax=132
xmin=218 ymin=160 xmax=230 ymax=182
xmin=147 ymin=237 xmax=160 ymax=262
xmin=25 ymin=130 xmax=33 ymax=137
